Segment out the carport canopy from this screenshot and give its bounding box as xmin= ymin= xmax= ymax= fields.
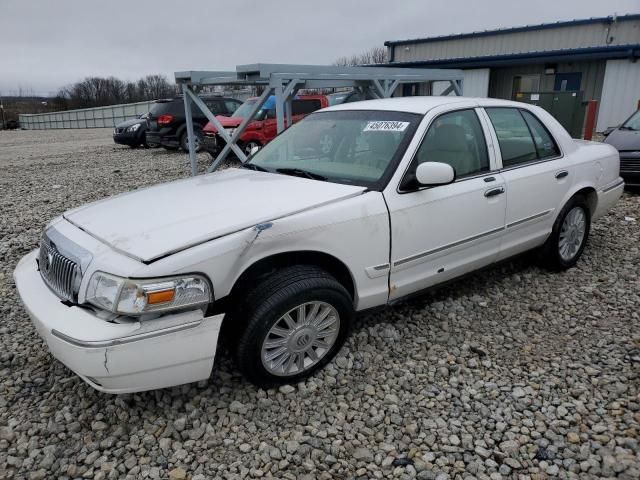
xmin=174 ymin=63 xmax=464 ymax=175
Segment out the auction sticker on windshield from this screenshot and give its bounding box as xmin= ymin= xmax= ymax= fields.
xmin=363 ymin=121 xmax=409 ymax=132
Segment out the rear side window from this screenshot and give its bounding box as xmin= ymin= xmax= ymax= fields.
xmin=293 ymin=99 xmax=322 ymax=115
xmin=521 ymin=110 xmax=560 ymax=159
xmin=485 ymin=108 xmax=537 ymax=167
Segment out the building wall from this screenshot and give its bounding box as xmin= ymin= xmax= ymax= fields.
xmin=391 ymin=17 xmax=640 ymax=63
xmin=488 ymin=60 xmax=606 ymax=101
xmin=432 ymin=68 xmax=490 ymax=97
xmin=597 ymin=59 xmax=640 ymax=131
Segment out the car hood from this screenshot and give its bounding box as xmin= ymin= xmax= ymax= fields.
xmin=604 ymin=128 xmax=640 ymax=151
xmin=63 ymin=168 xmax=366 ymax=262
xmin=203 ymin=116 xmax=243 ymax=133
xmin=116 ymin=118 xmax=144 ymax=128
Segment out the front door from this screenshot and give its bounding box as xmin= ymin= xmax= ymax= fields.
xmin=386 ymin=107 xmax=507 ymax=300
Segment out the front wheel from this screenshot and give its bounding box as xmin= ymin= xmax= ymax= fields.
xmin=242 ymin=140 xmax=261 ymax=156
xmin=234 ymin=265 xmax=353 ymax=387
xmin=541 ymin=195 xmax=591 ymax=270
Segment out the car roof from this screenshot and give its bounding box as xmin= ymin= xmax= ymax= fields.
xmin=322 ymin=96 xmax=531 ymax=114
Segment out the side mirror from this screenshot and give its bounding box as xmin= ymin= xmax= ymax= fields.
xmin=250 ymin=145 xmax=261 ymax=156
xmin=415 ymin=162 xmax=455 ymax=186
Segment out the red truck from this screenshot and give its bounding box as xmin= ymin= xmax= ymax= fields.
xmin=201 ymin=94 xmax=329 ymax=156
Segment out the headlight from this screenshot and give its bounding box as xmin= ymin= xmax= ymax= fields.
xmin=85 ymin=272 xmax=211 ymax=315
xmin=127 ymin=123 xmax=141 ymax=132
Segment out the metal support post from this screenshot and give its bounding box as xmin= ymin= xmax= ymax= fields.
xmin=184 ymin=88 xmax=247 ymax=164
xmin=452 ymin=80 xmax=463 ymax=96
xmin=181 ymin=84 xmax=198 ymax=176
xmin=207 ymin=87 xmax=273 ymax=172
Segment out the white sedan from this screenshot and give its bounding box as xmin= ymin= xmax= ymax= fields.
xmin=14 ymin=97 xmax=624 ymax=393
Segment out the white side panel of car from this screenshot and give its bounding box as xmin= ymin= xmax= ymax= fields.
xmin=135 ymin=192 xmax=392 ymax=311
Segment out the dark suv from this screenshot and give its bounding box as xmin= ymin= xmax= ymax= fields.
xmin=146 ymin=96 xmax=242 ymax=151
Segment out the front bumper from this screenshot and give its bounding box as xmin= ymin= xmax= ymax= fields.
xmin=13 ymin=250 xmax=224 ymax=394
xmin=201 ymin=134 xmax=218 ymax=153
xmin=113 ymin=131 xmax=140 ymax=146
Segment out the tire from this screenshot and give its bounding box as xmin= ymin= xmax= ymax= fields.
xmin=180 ymin=130 xmax=203 ymax=152
xmin=242 ymin=140 xmax=261 ymax=156
xmin=541 ymin=195 xmax=591 ymax=270
xmin=233 ymin=265 xmax=353 ymax=387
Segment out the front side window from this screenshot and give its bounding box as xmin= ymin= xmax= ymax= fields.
xmin=409 ymin=109 xmax=490 ymax=182
xmin=247 ymin=110 xmax=420 ymax=189
xmin=486 ymin=108 xmax=537 ymax=167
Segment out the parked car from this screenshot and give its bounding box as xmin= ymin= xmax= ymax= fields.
xmin=14 ymin=97 xmax=623 ymax=394
xmin=113 ymin=114 xmax=153 ymax=148
xmin=604 ymin=108 xmax=640 ymax=187
xmin=146 ymin=96 xmax=242 ymax=152
xmin=201 ymin=95 xmax=328 ymax=156
xmin=326 ymin=90 xmax=374 ymax=106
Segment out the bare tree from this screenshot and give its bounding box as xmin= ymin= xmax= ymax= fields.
xmin=57 ymin=74 xmax=176 ymax=109
xmin=334 ymin=46 xmax=387 ymax=66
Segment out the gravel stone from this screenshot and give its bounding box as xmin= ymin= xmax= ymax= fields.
xmin=0 ymin=129 xmax=638 ymax=479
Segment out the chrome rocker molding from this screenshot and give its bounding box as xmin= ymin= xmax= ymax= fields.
xmin=393 ymin=209 xmax=553 ymax=267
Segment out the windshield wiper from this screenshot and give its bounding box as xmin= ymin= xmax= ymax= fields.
xmin=276 ymin=168 xmax=327 ymax=181
xmin=241 ymin=163 xmax=269 ymax=172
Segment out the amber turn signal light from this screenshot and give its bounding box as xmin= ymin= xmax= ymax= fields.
xmin=147 ymin=289 xmax=175 ymax=305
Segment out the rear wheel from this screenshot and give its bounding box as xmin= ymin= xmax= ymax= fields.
xmin=233 ymin=265 xmax=353 ymax=387
xmin=180 ymin=130 xmax=203 ymax=152
xmin=541 ymin=195 xmax=591 ymax=270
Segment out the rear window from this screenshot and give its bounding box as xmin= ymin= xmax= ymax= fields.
xmin=293 ymin=99 xmax=322 ymax=115
xmin=149 ymin=99 xmax=182 ymax=115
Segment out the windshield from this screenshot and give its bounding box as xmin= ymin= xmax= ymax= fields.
xmin=622 ymin=110 xmax=640 ymax=130
xmin=247 ymin=110 xmax=420 ymax=189
xmin=232 ymin=99 xmax=260 ymax=119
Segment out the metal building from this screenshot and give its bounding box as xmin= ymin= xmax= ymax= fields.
xmin=384 ymin=14 xmax=640 ymax=132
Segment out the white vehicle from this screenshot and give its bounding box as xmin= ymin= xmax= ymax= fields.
xmin=14 ymin=97 xmax=623 ymax=393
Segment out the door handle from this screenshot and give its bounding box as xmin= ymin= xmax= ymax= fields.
xmin=484 ymin=187 xmax=505 ymax=198
xmin=555 ymin=170 xmax=569 ymax=179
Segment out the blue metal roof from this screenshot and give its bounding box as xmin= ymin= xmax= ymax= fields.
xmin=384 ymin=14 xmax=640 ymax=47
xmin=385 ymin=44 xmax=640 ymax=69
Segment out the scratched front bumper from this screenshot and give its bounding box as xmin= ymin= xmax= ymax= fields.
xmin=13 ymin=249 xmax=224 ymax=394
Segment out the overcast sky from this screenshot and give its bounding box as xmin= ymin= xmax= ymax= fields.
xmin=1 ymin=0 xmax=638 ymax=96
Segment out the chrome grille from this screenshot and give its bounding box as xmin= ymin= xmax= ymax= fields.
xmin=620 ymin=158 xmax=640 ymax=173
xmin=39 ymin=239 xmax=79 ymax=301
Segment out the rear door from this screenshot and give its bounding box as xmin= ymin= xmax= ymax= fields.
xmin=482 ymin=107 xmax=571 ymax=260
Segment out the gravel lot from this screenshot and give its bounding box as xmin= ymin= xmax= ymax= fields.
xmin=1 ymin=128 xmax=639 ymax=480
